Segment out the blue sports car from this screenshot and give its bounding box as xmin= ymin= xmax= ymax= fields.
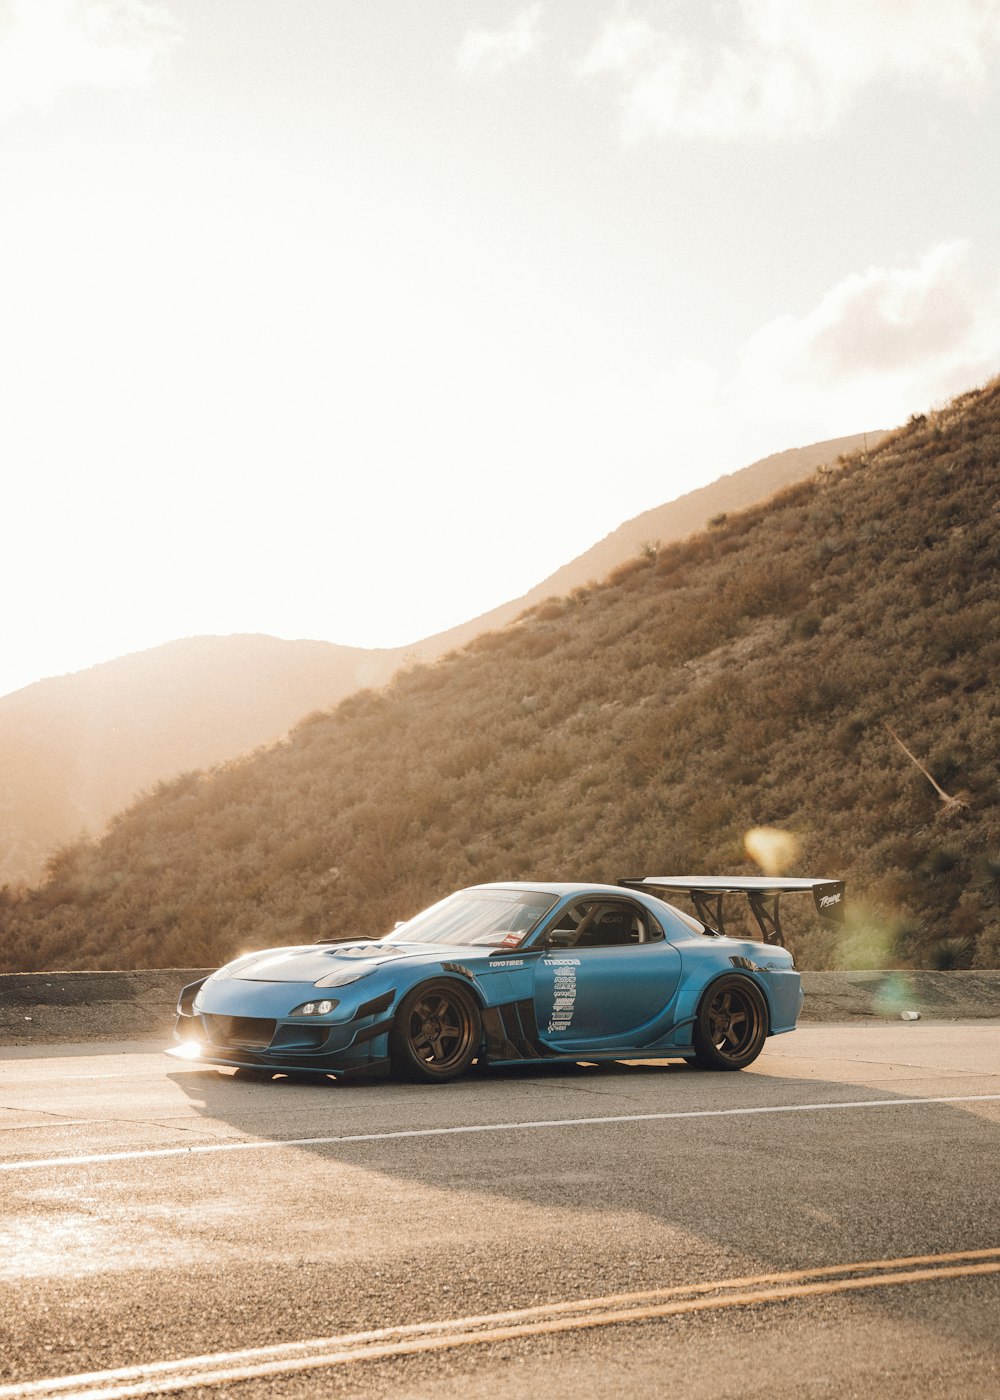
xmin=169 ymin=876 xmax=844 ymax=1082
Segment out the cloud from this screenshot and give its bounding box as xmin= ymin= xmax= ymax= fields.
xmin=730 ymin=241 xmax=1000 ymax=439
xmin=580 ymin=0 xmax=1000 ymax=139
xmin=457 ymin=4 xmax=543 ymax=75
xmin=564 ymin=242 xmax=1000 ymax=521
xmin=0 ymin=0 xmax=178 ymax=119
xmin=738 ymin=242 xmax=994 ymax=383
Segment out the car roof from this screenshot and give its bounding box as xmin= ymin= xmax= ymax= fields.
xmin=467 ymin=881 xmax=641 ymax=897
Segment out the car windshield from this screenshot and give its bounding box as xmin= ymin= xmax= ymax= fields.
xmin=385 ymin=888 xmax=559 ymax=948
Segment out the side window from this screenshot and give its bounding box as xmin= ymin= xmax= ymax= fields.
xmin=644 ymin=910 xmax=665 ymax=941
xmin=542 ymin=900 xmax=659 ymax=948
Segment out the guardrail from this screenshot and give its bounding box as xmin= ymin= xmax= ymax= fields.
xmin=1 ymin=967 xmax=998 ymax=1047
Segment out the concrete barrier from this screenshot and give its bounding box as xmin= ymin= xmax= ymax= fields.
xmin=1 ymin=967 xmax=998 ymax=1048
xmin=0 ymin=970 xmax=212 ymax=1046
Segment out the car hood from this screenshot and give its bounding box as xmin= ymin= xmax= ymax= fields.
xmin=229 ymin=942 xmax=421 ymax=984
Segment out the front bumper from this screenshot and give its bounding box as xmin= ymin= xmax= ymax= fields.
xmin=170 ymin=983 xmax=397 ymax=1077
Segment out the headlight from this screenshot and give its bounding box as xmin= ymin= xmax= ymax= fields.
xmin=313 ymin=964 xmax=379 ymax=989
xmin=290 ymin=998 xmax=340 ymax=1017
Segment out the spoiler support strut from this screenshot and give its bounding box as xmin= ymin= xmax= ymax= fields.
xmin=748 ymin=892 xmax=782 ymax=946
xmin=619 ymin=876 xmax=845 ymax=948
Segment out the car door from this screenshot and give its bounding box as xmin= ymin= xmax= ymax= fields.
xmin=531 ymin=898 xmax=682 ymax=1049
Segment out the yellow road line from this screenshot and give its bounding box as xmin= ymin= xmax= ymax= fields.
xmin=2 ymin=1250 xmax=998 ymax=1399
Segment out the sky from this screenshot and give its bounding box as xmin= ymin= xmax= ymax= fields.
xmin=2 ymin=0 xmax=1000 ymax=699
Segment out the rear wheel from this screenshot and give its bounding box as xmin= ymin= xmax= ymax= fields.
xmin=390 ymin=980 xmax=481 ymax=1083
xmin=693 ymin=976 xmax=768 ymax=1070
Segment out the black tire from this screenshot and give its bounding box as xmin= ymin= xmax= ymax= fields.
xmin=390 ymin=980 xmax=482 ymax=1083
xmin=693 ymin=975 xmax=769 ymax=1070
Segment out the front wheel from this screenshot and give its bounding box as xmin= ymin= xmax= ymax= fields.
xmin=390 ymin=980 xmax=482 ymax=1083
xmin=693 ymin=976 xmax=768 ymax=1070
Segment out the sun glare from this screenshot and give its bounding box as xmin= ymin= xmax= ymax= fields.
xmin=744 ymin=826 xmax=801 ymax=876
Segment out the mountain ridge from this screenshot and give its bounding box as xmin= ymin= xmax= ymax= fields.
xmin=0 ymin=383 xmax=995 ymax=974
xmin=404 ymin=431 xmax=883 ymax=659
xmin=0 ymin=430 xmax=881 ymax=888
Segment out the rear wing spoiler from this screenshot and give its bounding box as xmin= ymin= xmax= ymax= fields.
xmin=618 ymin=876 xmax=845 ymax=947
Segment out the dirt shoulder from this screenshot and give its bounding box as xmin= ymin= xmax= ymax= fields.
xmin=799 ymin=969 xmax=1000 ymax=1022
xmin=0 ymin=968 xmax=998 ymax=1048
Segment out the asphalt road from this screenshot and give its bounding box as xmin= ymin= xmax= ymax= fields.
xmin=1 ymin=1024 xmax=999 ymax=1399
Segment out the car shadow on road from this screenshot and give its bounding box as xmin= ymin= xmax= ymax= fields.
xmin=157 ymin=1042 xmax=1000 ymax=1389
xmin=165 ymin=1044 xmax=1000 ymax=1269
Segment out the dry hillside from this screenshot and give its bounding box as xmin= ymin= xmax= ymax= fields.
xmin=406 ymin=431 xmax=884 ymax=660
xmin=0 ymin=435 xmax=871 ymax=888
xmin=1 ymin=386 xmax=997 ymax=974
xmin=0 ymin=635 xmax=397 ymax=887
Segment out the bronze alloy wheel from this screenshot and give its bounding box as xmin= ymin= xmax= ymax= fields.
xmin=693 ymin=975 xmax=768 ymax=1070
xmin=390 ymin=980 xmax=482 ymax=1082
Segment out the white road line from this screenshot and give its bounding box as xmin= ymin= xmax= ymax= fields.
xmin=1 ymin=1093 xmax=999 ymax=1173
xmin=2 ymin=1250 xmax=998 ymax=1398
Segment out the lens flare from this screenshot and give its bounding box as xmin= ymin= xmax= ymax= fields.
xmin=744 ymin=826 xmax=800 ymax=875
